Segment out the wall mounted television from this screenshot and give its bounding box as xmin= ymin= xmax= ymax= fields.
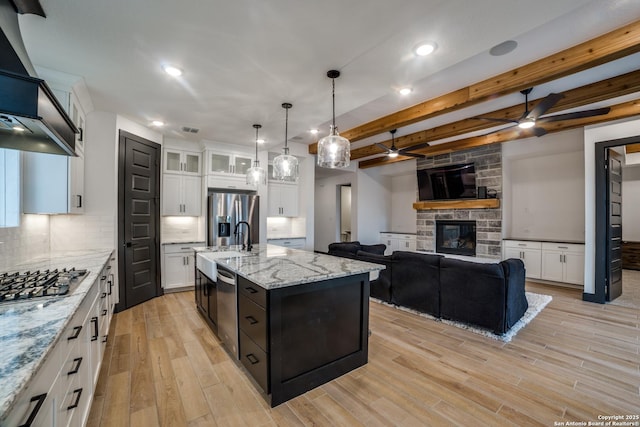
xmin=417 ymin=162 xmax=477 ymax=201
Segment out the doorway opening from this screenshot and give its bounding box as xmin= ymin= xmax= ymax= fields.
xmin=339 ymin=184 xmax=352 ymax=242
xmin=592 ymin=134 xmax=640 ymax=306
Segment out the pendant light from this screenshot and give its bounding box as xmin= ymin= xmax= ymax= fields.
xmin=246 ymin=124 xmax=267 ymax=186
xmin=317 ymin=70 xmax=350 ymax=169
xmin=272 ymin=102 xmax=299 ymax=182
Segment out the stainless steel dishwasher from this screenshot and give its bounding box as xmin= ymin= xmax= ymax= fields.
xmin=216 ymin=264 xmax=239 ymax=359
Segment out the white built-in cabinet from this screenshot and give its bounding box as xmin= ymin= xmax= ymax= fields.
xmin=162 ymin=243 xmax=204 ymax=290
xmin=6 ymin=254 xmax=116 ymax=427
xmin=503 ymin=240 xmax=542 ymax=279
xmin=540 ymin=242 xmax=585 ymax=285
xmin=268 ymin=182 xmax=299 ymax=217
xmin=503 ymin=239 xmax=584 ymax=286
xmin=22 ymin=90 xmax=85 ymax=214
xmin=204 ymin=149 xmax=256 ymax=191
xmin=379 ymin=233 xmax=417 ymax=255
xmin=162 ymin=148 xmax=202 ymax=216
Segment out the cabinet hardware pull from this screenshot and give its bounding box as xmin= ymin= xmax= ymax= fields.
xmin=68 ymin=357 xmax=83 ymax=375
xmin=108 ymin=275 xmax=113 ymax=295
xmin=518 ymin=243 xmax=526 ymax=246
xmin=76 ymin=194 xmax=82 ymax=208
xmin=102 ymin=335 xmax=108 ymax=343
xmin=246 ymin=353 xmax=259 ymax=365
xmin=101 ymin=292 xmax=107 ymax=298
xmin=18 ymin=393 xmax=47 ymax=427
xmin=101 ymin=275 xmax=107 ymax=281
xmin=245 ymin=315 xmax=258 ymax=325
xmin=560 ymin=254 xmax=563 ymax=263
xmin=558 ymin=246 xmax=568 ymax=249
xmin=91 ymin=317 xmax=98 ymax=341
xmin=107 ymin=265 xmax=112 ymax=270
xmin=68 ymin=325 xmax=82 ymax=340
xmin=102 ymin=309 xmax=108 ymax=316
xmin=245 ymin=287 xmax=258 ymax=294
xmin=67 ymin=388 xmax=83 ymax=410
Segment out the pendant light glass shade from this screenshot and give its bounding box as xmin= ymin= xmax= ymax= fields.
xmin=317 ymin=70 xmax=350 ymax=169
xmin=273 ymin=103 xmax=299 ymax=182
xmin=246 ymin=124 xmax=266 ymax=186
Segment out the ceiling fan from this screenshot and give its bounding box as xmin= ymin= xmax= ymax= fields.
xmin=375 ymin=129 xmax=429 ymax=159
xmin=471 ymin=88 xmax=611 ymax=137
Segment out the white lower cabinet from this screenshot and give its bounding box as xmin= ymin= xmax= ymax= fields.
xmin=541 ymin=243 xmax=585 ymax=285
xmin=162 ymin=243 xmax=205 ymax=290
xmin=379 ymin=233 xmax=417 ymax=255
xmin=267 ymin=238 xmax=306 ymax=249
xmin=503 ymin=240 xmax=542 ymax=279
xmin=6 ymin=254 xmax=115 ymax=427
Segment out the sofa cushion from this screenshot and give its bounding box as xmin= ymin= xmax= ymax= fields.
xmin=439 ymin=257 xmax=509 ymax=334
xmin=356 ymin=250 xmax=393 ymax=303
xmin=390 ymin=251 xmax=442 ymax=317
xmin=327 ymin=242 xmax=361 ymax=258
xmin=360 ymin=244 xmax=386 ymax=255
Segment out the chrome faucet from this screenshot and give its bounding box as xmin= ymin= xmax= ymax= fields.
xmin=234 ymin=221 xmax=252 ymax=251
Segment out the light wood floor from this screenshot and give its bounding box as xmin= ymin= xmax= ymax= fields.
xmin=87 ymin=282 xmax=640 ymax=426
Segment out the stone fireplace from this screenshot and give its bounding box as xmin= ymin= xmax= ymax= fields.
xmin=436 ymin=220 xmax=476 ymax=256
xmin=416 ymin=144 xmax=502 ymax=259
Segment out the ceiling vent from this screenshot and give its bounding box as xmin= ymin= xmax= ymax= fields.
xmin=181 ymin=126 xmax=199 ymax=134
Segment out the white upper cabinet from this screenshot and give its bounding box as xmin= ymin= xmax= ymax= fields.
xmin=164 ymin=148 xmax=201 ymax=175
xmin=22 ymin=89 xmax=85 ymax=214
xmin=268 ymin=182 xmax=299 ymax=217
xmin=205 ymin=149 xmax=252 ymax=175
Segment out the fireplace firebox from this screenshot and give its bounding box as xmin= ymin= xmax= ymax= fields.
xmin=436 ymin=220 xmax=476 ymax=256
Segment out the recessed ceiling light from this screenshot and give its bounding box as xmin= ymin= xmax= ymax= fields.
xmin=399 ymin=87 xmax=412 ymax=96
xmin=162 ymin=65 xmax=183 ymax=77
xmin=13 ymin=126 xmax=25 ymax=132
xmin=151 ymin=120 xmax=165 ymax=127
xmin=309 ymin=129 xmax=319 ymax=135
xmin=414 ymin=41 xmax=437 ymax=57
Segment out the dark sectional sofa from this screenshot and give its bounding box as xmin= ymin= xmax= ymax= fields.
xmin=327 ymin=241 xmax=528 ymax=335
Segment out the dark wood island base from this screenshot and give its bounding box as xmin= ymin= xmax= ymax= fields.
xmin=238 ymin=272 xmax=370 ymax=407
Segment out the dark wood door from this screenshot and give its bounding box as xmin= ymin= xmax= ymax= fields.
xmin=606 ymin=148 xmax=623 ymax=301
xmin=118 ymin=131 xmax=160 ymax=309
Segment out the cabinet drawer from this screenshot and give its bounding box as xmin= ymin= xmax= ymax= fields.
xmin=238 ymin=276 xmax=267 ymax=308
xmin=504 ymin=240 xmax=542 ymax=250
xmin=541 ymin=242 xmax=584 ymax=253
xmin=164 ymin=244 xmax=203 ymax=254
xmin=239 ymin=294 xmax=268 ymax=352
xmin=239 ymin=331 xmax=269 ymax=393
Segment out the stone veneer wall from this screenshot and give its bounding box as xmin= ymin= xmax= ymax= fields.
xmin=416 ymin=144 xmax=502 ymax=259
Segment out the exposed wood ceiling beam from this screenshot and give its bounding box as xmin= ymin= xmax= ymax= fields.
xmin=308 ymin=18 xmax=640 ymax=154
xmin=358 ymin=98 xmax=640 ymax=169
xmin=626 ymin=143 xmax=640 ymax=154
xmin=350 ymin=69 xmax=640 ymax=160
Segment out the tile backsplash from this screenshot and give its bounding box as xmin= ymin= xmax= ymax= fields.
xmin=266 ymin=217 xmax=306 ymax=239
xmin=0 ymin=214 xmax=50 ymax=270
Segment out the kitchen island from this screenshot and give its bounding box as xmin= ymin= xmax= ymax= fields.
xmin=195 ymin=244 xmax=384 ymax=407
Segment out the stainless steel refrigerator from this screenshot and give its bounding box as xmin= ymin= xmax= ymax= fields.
xmin=207 ymin=191 xmax=259 ymax=248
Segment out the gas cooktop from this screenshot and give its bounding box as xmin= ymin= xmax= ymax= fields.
xmin=0 ymin=268 xmax=88 ymax=304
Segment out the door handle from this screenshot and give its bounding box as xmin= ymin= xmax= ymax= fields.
xmin=124 ymin=242 xmax=132 ymax=248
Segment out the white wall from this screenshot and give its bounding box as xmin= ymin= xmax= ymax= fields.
xmin=340 ymin=186 xmax=352 ymax=236
xmin=584 ymin=116 xmax=640 ymax=294
xmin=622 ymin=164 xmax=640 ymax=241
xmin=502 ymin=129 xmax=585 ymax=241
xmin=353 ymin=167 xmax=392 ymax=245
xmin=390 ymin=173 xmax=417 ymax=233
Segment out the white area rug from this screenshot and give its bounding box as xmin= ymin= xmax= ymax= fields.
xmin=371 ymin=292 xmax=552 ymax=343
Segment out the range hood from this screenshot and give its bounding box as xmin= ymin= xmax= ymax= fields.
xmin=0 ymin=0 xmax=78 ymax=156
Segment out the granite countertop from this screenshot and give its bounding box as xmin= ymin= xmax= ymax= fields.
xmin=503 ymin=237 xmax=585 ymax=244
xmin=0 ymin=250 xmax=113 ymax=422
xmin=195 ymin=244 xmax=384 ymax=290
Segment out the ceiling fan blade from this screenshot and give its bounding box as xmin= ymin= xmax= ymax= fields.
xmin=471 ymin=116 xmax=519 ymax=124
xmin=400 ymin=152 xmax=425 ymax=159
xmin=536 ymin=107 xmax=611 ymax=123
xmin=527 ymin=92 xmax=564 ymax=120
xmin=533 ymin=126 xmax=548 ymax=137
xmin=482 ymin=123 xmax=517 ymax=136
xmin=375 ymin=142 xmax=390 ymax=153
xmin=398 ymin=142 xmax=430 ymax=154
